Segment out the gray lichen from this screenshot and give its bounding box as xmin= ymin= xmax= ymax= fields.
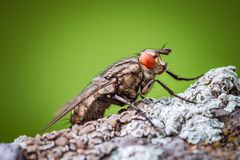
xmin=0 ymin=143 xmax=24 ymax=160
xmin=135 ymin=66 xmax=240 ymax=144
xmin=179 ymin=115 xmax=224 ymax=144
xmin=13 ymin=66 xmax=240 ymax=160
xmin=111 ymin=145 xmax=163 ymax=160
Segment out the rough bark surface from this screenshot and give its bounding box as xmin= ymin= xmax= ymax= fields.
xmin=6 ymin=66 xmax=240 ymax=159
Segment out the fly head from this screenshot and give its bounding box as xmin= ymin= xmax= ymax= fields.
xmin=139 ymin=47 xmax=171 ymax=75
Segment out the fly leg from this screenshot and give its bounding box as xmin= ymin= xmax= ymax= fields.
xmin=154 ymin=80 xmax=196 ymax=104
xmin=138 ymin=93 xmax=145 ymax=99
xmin=141 ymin=79 xmax=196 ymax=104
xmin=112 ymin=95 xmax=156 ymax=128
xmin=141 ymin=79 xmax=155 ymax=95
xmin=138 ymin=79 xmax=155 ymax=103
xmin=166 ymin=70 xmax=203 ymax=81
xmin=98 ymin=96 xmax=125 ymax=106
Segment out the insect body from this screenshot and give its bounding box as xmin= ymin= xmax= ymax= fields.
xmin=43 ymin=47 xmax=201 ymax=131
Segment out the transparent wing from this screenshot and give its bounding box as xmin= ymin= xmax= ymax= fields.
xmin=41 ymin=77 xmax=111 ymax=132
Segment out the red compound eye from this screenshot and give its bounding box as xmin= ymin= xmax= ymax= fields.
xmin=139 ymin=53 xmax=155 ymax=69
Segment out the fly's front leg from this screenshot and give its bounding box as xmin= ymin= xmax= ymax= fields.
xmin=141 ymin=79 xmax=155 ymax=95
xmin=141 ymin=79 xmax=196 ymax=104
xmin=138 ymin=79 xmax=155 ymax=103
xmin=138 ymin=93 xmax=145 ymax=99
xmin=166 ymin=70 xmax=203 ymax=81
xmin=112 ymin=95 xmax=156 ymax=128
xmin=155 ymin=80 xmax=196 ymax=104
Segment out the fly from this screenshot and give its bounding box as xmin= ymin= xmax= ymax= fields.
xmin=42 ymin=46 xmax=202 ymax=132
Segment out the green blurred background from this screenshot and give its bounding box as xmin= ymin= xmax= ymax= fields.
xmin=0 ymin=0 xmax=239 ymax=142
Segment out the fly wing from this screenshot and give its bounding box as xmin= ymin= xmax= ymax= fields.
xmin=41 ymin=77 xmax=112 ymax=132
xmin=42 ymin=57 xmax=140 ymax=132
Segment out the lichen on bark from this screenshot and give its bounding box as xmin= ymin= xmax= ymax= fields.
xmin=12 ymin=66 xmax=240 ymax=160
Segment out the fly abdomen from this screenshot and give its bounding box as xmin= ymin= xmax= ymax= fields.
xmin=70 ymin=95 xmax=111 ymax=125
